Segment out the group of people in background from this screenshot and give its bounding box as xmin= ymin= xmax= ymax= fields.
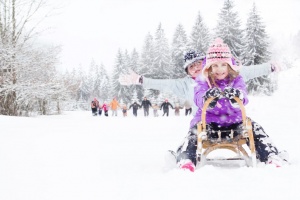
xmin=91 ymin=97 xmax=192 ymax=117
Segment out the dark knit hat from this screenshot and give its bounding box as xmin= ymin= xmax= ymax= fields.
xmin=183 ymin=50 xmax=205 ymax=70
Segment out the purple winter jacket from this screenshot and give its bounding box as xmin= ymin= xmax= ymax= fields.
xmin=190 ymin=75 xmax=249 ymax=128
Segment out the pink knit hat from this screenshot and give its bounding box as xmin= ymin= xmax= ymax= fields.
xmin=202 ymin=38 xmax=240 ymax=78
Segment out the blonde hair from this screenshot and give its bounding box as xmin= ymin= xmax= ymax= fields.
xmin=207 ymin=63 xmax=239 ymax=88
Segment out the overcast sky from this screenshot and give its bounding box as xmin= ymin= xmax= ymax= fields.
xmin=40 ymin=0 xmax=300 ymax=73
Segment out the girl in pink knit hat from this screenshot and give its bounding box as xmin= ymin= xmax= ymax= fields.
xmin=176 ymin=38 xmax=288 ymax=172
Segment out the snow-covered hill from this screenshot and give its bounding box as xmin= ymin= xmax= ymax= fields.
xmin=1 ymin=66 xmax=300 ymax=200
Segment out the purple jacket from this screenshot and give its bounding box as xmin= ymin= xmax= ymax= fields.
xmin=190 ymin=75 xmax=249 ymax=128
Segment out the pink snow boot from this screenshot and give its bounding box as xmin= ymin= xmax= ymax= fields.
xmin=179 ymin=160 xmax=195 ymax=172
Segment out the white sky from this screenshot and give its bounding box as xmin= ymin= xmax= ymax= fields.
xmin=39 ymin=0 xmax=300 ymax=73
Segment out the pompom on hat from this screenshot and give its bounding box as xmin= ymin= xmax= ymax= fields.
xmin=183 ymin=50 xmax=205 ymax=70
xmin=202 ymin=38 xmax=241 ymax=78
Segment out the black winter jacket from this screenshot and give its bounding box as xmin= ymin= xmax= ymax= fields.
xmin=129 ymin=103 xmax=141 ymax=111
xmin=160 ymin=102 xmax=174 ymax=110
xmin=141 ymin=100 xmax=152 ymax=109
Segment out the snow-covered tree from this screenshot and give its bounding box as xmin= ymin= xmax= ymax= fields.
xmin=189 ymin=11 xmax=211 ymax=53
xmin=88 ymin=60 xmax=100 ymax=98
xmin=111 ymin=49 xmax=132 ymax=103
xmin=119 ymin=50 xmax=133 ymax=104
xmin=153 ymin=23 xmax=172 ymax=79
xmin=140 ymin=33 xmax=155 ymax=77
xmin=129 ymin=49 xmax=143 ymax=101
xmin=215 ymin=0 xmax=244 ymax=58
xmin=98 ymin=63 xmax=111 ymax=103
xmin=60 ymin=68 xmax=84 ymax=111
xmin=243 ymin=3 xmax=273 ymax=95
xmin=0 ymin=0 xmax=62 ymax=116
xmin=78 ymin=69 xmax=91 ymax=102
xmin=171 ymin=24 xmax=188 ymax=78
xmin=143 ymin=23 xmax=173 ymax=99
xmin=0 ymin=41 xmax=63 ymax=115
xmin=242 ymin=3 xmax=270 ymax=66
xmin=111 ymin=49 xmax=124 ymax=98
xmin=130 ymin=48 xmax=140 ymax=72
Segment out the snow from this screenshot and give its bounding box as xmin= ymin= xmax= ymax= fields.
xmin=1 ymin=66 xmax=300 ymax=200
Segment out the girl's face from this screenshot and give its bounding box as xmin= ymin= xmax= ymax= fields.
xmin=211 ymin=62 xmax=229 ymax=80
xmin=187 ymin=60 xmax=203 ymax=78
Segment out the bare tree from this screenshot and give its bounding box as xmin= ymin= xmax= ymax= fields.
xmin=0 ymin=0 xmax=62 ymax=116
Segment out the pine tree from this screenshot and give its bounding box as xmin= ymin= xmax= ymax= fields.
xmin=153 ymin=23 xmax=173 ymax=79
xmin=243 ymin=3 xmax=270 ymax=65
xmin=189 ymin=11 xmax=211 ymax=53
xmin=120 ymin=50 xmax=134 ymax=104
xmin=243 ymin=3 xmax=273 ymax=95
xmin=129 ymin=49 xmax=144 ymax=101
xmin=98 ymin=63 xmax=110 ymax=102
xmin=130 ymin=48 xmax=140 ymax=72
xmin=142 ymin=24 xmax=173 ymax=99
xmin=111 ymin=49 xmax=125 ymax=99
xmin=88 ymin=60 xmax=101 ymax=99
xmin=215 ymin=0 xmax=244 ymax=58
xmin=140 ymin=33 xmax=155 ymax=77
xmin=171 ymin=24 xmax=188 ymax=78
xmin=78 ymin=70 xmax=91 ymax=102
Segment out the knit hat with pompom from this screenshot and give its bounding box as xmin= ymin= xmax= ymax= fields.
xmin=202 ymin=38 xmax=240 ymax=78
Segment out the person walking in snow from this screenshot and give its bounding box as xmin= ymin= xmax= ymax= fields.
xmin=102 ymin=102 xmax=109 ymax=117
xmin=184 ymin=100 xmax=192 ymax=116
xmin=91 ymin=97 xmax=99 ymax=116
xmin=109 ymin=97 xmax=121 ymax=117
xmin=160 ymin=99 xmax=174 ymax=117
xmin=129 ymin=101 xmax=141 ymax=117
xmin=174 ymin=103 xmax=183 ymax=116
xmin=176 ymin=38 xmax=288 ymax=172
xmin=141 ymin=97 xmax=152 ymax=117
xmin=122 ymin=104 xmax=128 ymax=117
xmin=152 ymin=103 xmax=160 ymax=117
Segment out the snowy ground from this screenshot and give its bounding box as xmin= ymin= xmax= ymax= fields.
xmin=1 ymin=66 xmax=300 ymax=200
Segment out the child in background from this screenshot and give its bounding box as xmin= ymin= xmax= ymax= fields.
xmin=174 ymin=103 xmax=183 ymax=116
xmin=102 ymin=102 xmax=109 ymax=117
xmin=152 ymin=103 xmax=160 ymax=117
xmin=129 ymin=101 xmax=141 ymax=117
xmin=122 ymin=105 xmax=128 ymax=117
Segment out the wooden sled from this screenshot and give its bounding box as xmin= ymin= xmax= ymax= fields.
xmin=196 ymin=96 xmax=257 ymax=167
